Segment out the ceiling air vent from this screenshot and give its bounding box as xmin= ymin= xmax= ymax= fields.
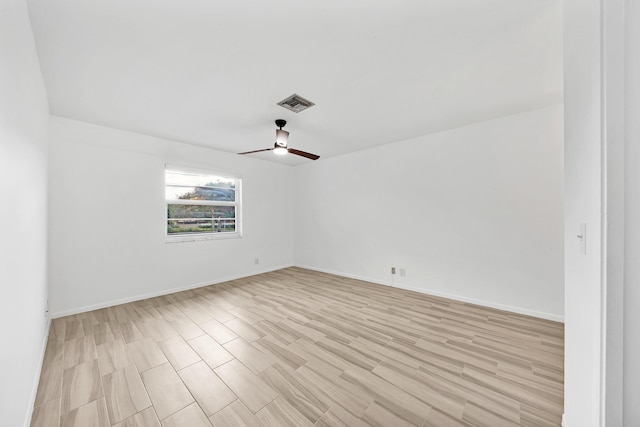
xmin=277 ymin=94 xmax=315 ymax=113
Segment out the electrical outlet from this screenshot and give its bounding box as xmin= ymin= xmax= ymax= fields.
xmin=44 ymin=299 xmax=49 ymax=318
xmin=254 ymin=257 xmax=260 ymax=265
xmin=391 ymin=267 xmax=396 ymax=275
xmin=399 ymin=268 xmax=406 ymax=277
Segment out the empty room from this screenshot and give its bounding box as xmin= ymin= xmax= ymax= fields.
xmin=1 ymin=0 xmax=638 ymax=426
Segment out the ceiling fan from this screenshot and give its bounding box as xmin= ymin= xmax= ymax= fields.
xmin=238 ymin=119 xmax=320 ymax=160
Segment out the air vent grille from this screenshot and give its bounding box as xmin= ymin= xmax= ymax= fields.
xmin=277 ymin=94 xmax=315 ymax=113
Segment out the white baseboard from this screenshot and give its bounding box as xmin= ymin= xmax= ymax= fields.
xmin=294 ymin=264 xmax=564 ymax=323
xmin=50 ymin=264 xmax=294 ymax=318
xmin=392 ymin=282 xmax=564 ymax=322
xmin=50 ymin=262 xmax=564 ymax=323
xmin=24 ymin=317 xmax=51 ymax=427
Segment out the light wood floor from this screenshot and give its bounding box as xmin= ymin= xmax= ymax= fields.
xmin=31 ymin=267 xmax=564 ymax=427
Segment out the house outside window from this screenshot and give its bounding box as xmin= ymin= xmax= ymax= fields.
xmin=165 ymin=165 xmax=242 ymax=242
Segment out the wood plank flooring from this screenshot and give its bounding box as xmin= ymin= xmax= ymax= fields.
xmin=31 ymin=267 xmax=564 ymax=427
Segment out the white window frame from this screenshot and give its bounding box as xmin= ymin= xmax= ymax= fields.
xmin=165 ymin=164 xmax=243 ymax=243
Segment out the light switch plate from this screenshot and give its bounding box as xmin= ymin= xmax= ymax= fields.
xmin=578 ymin=223 xmax=587 ymax=254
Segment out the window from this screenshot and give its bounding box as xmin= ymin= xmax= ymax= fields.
xmin=165 ymin=165 xmax=242 ymax=241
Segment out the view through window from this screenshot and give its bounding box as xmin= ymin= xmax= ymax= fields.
xmin=165 ymin=166 xmax=241 ymax=239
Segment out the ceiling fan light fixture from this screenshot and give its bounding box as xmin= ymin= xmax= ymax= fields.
xmin=273 ymin=146 xmax=288 ymax=155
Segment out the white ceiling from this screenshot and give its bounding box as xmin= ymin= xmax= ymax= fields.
xmin=27 ymin=0 xmax=562 ymax=165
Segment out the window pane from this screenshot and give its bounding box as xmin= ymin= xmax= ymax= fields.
xmin=165 ymin=171 xmax=235 ymax=201
xmin=167 ymin=204 xmax=236 ymax=234
xmin=165 ymin=185 xmax=235 ymax=201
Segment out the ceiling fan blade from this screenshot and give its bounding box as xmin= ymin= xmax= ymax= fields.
xmin=238 ymin=148 xmax=274 ymax=155
xmin=288 ymin=148 xmax=320 ymax=160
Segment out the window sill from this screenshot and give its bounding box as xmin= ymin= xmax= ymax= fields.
xmin=165 ymin=232 xmax=242 ymax=243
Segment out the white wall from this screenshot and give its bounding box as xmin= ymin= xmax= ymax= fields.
xmin=48 ymin=117 xmax=294 ymax=316
xmin=0 ymin=0 xmax=50 ymax=426
xmin=563 ymin=1 xmax=640 ymax=423
xmin=294 ymin=105 xmax=564 ymax=320
xmin=624 ymin=0 xmax=640 ymax=422
xmin=563 ymin=0 xmax=606 ymax=424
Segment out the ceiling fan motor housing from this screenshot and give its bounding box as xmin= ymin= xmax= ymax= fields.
xmin=276 ymin=129 xmax=289 ymax=146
